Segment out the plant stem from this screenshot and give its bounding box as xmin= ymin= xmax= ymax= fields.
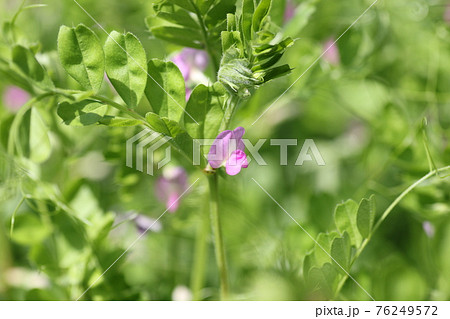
xmin=10 ymin=196 xmax=25 ymax=238
xmin=190 ymin=198 xmax=210 ymax=300
xmin=189 ymin=0 xmax=220 ymax=77
xmin=334 ymin=165 xmax=450 ymax=298
xmin=207 ymin=173 xmax=229 ymax=300
xmin=91 ymin=95 xmax=148 ymax=124
xmin=220 ymin=95 xmax=241 ymax=131
xmin=7 ymin=93 xmax=53 ymax=156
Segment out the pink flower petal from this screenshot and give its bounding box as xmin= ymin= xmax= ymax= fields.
xmin=172 ymin=54 xmax=191 ymax=81
xmin=3 ymin=86 xmax=30 ymax=112
xmin=186 ymin=88 xmax=192 ymax=101
xmin=155 ymin=177 xmax=170 ymax=202
xmin=232 ymin=127 xmax=245 ymax=140
xmin=284 ymin=0 xmax=296 ymax=23
xmin=193 ymin=50 xmax=209 ymax=71
xmin=208 ymin=130 xmax=232 ymax=168
xmin=225 ymin=150 xmax=249 ymax=176
xmin=155 ymin=167 xmax=188 ymax=213
xmin=323 ymin=38 xmax=340 ymax=65
xmin=167 ymin=193 xmax=180 ymax=212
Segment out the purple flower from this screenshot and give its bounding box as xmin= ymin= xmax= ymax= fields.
xmin=284 ymin=0 xmax=296 ymax=23
xmin=134 ymin=214 xmax=163 ymax=234
xmin=322 ymin=38 xmax=340 ymax=65
xmin=2 ymin=86 xmax=30 ymax=112
xmin=155 ymin=166 xmax=188 ymax=212
xmin=186 ymin=87 xmax=192 ymax=101
xmin=422 ymin=221 xmax=435 ymax=238
xmin=171 ymin=48 xmax=209 ymax=82
xmin=172 ymin=54 xmax=191 ymax=81
xmin=208 ymin=127 xmax=249 ymax=176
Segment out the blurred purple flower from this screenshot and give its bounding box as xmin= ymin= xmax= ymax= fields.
xmin=186 ymin=87 xmax=192 ymax=101
xmin=445 ymin=4 xmax=450 ymax=24
xmin=134 ymin=214 xmax=163 ymax=234
xmin=284 ymin=0 xmax=296 ymax=23
xmin=2 ymin=86 xmax=30 ymax=112
xmin=208 ymin=127 xmax=249 ymax=176
xmin=322 ymin=38 xmax=340 ymax=65
xmin=172 ymin=54 xmax=191 ymax=81
xmin=155 ymin=166 xmax=189 ymax=212
xmin=171 ymin=48 xmax=209 ymax=82
xmin=422 ymin=221 xmax=435 ymax=238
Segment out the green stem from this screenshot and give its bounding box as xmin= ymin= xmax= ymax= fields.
xmin=207 ymin=173 xmax=229 ymax=300
xmin=49 ymin=88 xmax=148 ymax=125
xmin=220 ymin=95 xmax=241 ymax=131
xmin=190 ymin=198 xmax=210 ymax=300
xmin=10 ymin=196 xmax=25 ymax=238
xmin=91 ymin=95 xmax=148 ymax=124
xmin=7 ymin=92 xmax=53 ymax=156
xmin=189 ymin=0 xmax=220 ymax=77
xmin=334 ymin=165 xmax=450 ymax=298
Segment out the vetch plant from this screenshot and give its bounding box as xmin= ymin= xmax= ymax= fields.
xmin=207 ymin=127 xmax=249 ymax=176
xmin=0 ymin=0 xmax=294 ymax=300
xmin=2 ymin=0 xmax=450 ymax=302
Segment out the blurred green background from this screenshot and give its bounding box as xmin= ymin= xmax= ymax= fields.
xmin=0 ymin=0 xmax=450 ymax=300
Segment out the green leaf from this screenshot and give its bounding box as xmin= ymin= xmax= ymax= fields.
xmin=184 ymin=83 xmax=226 ymax=140
xmin=51 ymin=211 xmax=88 ymax=250
xmin=262 ymin=64 xmax=292 ymax=83
xmin=11 ymin=213 xmax=51 ymax=245
xmin=184 ymin=84 xmax=208 ymax=139
xmin=357 ymin=195 xmax=376 ymax=238
xmin=254 ymin=30 xmax=276 ymax=45
xmin=303 ymin=252 xmax=314 ymax=279
xmin=153 ymin=2 xmax=199 ymax=29
xmin=254 ymin=37 xmax=294 ymax=59
xmin=165 ymin=0 xmax=195 ymax=12
xmin=150 ymin=26 xmax=203 ymax=49
xmin=334 ymin=199 xmax=362 ymax=247
xmin=98 ymin=116 xmax=142 ymax=127
xmin=57 ymin=24 xmax=105 ymax=92
xmin=252 ymin=53 xmax=282 ymax=71
xmin=104 ymin=31 xmax=147 ymax=107
xmin=253 ymin=0 xmax=271 ymax=32
xmin=145 ymin=59 xmax=186 ymax=121
xmin=145 ymin=112 xmax=203 ymax=167
xmin=18 ymin=108 xmax=51 ymax=163
xmin=57 ymin=100 xmax=107 ymax=126
xmin=221 ymin=31 xmax=244 ymax=54
xmin=29 ymin=108 xmax=51 ymax=163
xmin=170 ymin=124 xmax=199 ymax=166
xmin=145 ymin=112 xmax=172 ymax=136
xmin=11 ymin=45 xmax=54 ymax=90
xmin=330 ymin=232 xmax=351 ymax=273
xmin=308 ymin=263 xmax=339 ymax=299
xmin=227 ymin=13 xmax=236 ymax=31
xmin=196 ymin=0 xmax=215 ymax=14
xmin=204 ymin=0 xmax=236 ymax=28
xmin=313 ymin=231 xmax=338 ymax=266
xmin=241 ymin=0 xmax=254 ymax=44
